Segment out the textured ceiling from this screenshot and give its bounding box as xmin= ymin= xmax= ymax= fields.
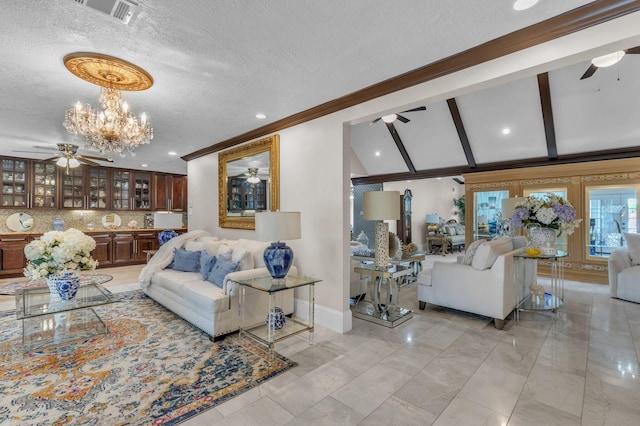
xmin=0 ymin=0 xmax=597 ymax=175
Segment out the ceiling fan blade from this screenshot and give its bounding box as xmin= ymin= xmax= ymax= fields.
xmin=369 ymin=117 xmax=382 ymax=126
xmin=33 ymin=145 xmax=60 ymax=151
xmin=400 ymin=106 xmax=426 ymax=113
xmin=625 ymin=46 xmax=640 ymax=55
xmin=11 ymin=150 xmax=50 ymax=154
xmin=79 ymin=154 xmax=113 ymax=163
xmin=396 ymin=114 xmax=410 ymax=123
xmin=580 ymin=64 xmax=598 ymax=80
xmin=43 ymin=156 xmax=60 ymax=162
xmin=77 ymin=156 xmax=99 ymax=167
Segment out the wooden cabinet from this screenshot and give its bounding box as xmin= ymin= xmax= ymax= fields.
xmin=227 ymin=177 xmax=266 ymax=212
xmin=1 ymin=158 xmax=57 ymax=209
xmin=112 ymin=232 xmax=135 ymax=265
xmin=153 ymin=174 xmax=187 ymax=212
xmin=133 ymin=231 xmax=158 ymax=262
xmin=88 ymin=232 xmax=113 ymax=267
xmin=0 ymin=234 xmax=32 ymax=276
xmin=133 ymin=172 xmax=152 ymax=210
xmin=31 ymin=161 xmax=58 ymax=209
xmin=112 ymin=170 xmax=153 ymax=211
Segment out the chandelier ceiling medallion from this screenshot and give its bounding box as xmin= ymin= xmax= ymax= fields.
xmin=63 ymin=52 xmax=154 ymax=157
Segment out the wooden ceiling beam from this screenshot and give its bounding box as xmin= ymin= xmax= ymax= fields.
xmin=183 ymin=1 xmax=640 ymax=162
xmin=537 ymin=73 xmax=559 ymax=160
xmin=447 ymin=98 xmax=476 ymax=168
xmin=351 ymin=146 xmax=640 ymax=185
xmin=385 ymin=122 xmax=416 ymax=174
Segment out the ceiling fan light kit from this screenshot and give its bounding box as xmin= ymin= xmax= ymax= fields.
xmin=62 ymin=52 xmax=154 ymax=157
xmin=591 ymin=50 xmax=625 ymax=68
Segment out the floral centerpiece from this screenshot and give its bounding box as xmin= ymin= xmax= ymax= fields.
xmin=24 ymin=228 xmax=98 ymax=281
xmin=511 ymin=193 xmax=582 ymax=236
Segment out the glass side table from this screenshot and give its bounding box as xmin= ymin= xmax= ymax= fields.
xmin=352 ymin=263 xmax=413 ymax=328
xmin=15 ymin=282 xmax=117 ymax=352
xmin=513 ymin=250 xmax=568 ymax=321
xmin=230 ymin=275 xmax=321 ymax=355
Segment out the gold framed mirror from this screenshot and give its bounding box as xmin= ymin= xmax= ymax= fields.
xmin=218 ymin=135 xmax=279 ymax=229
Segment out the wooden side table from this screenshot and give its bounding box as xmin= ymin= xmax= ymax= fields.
xmin=425 ymin=234 xmax=448 ymax=255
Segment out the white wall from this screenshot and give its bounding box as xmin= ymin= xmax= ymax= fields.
xmin=188 ymin=14 xmax=640 ymax=333
xmin=384 ymin=179 xmax=465 ymax=251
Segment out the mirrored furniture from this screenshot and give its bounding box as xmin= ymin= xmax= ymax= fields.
xmin=218 ymin=135 xmax=279 ymax=229
xmin=352 ymin=263 xmax=413 ymax=327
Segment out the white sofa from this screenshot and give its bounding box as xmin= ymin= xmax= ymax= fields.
xmin=139 ymin=231 xmax=294 ymax=340
xmin=608 ymin=246 xmax=640 ymax=303
xmin=417 ymin=236 xmax=534 ymax=329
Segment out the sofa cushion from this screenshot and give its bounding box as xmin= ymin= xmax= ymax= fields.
xmin=235 ymin=239 xmax=270 ymax=268
xmin=200 ymin=250 xmax=217 ymax=280
xmin=151 ymin=269 xmax=230 ymax=313
xmin=455 ymin=225 xmax=465 ymax=235
xmin=207 ymin=255 xmax=239 ymax=288
xmin=231 ymin=248 xmax=254 ymax=271
xmin=169 ymin=248 xmax=201 ymax=272
xmin=217 ymin=244 xmax=234 ymax=260
xmin=462 ymin=239 xmax=487 ymax=265
xmin=624 ymin=233 xmax=640 ymax=265
xmin=445 ymin=225 xmax=456 ymax=236
xmin=472 ymin=237 xmax=513 ymax=270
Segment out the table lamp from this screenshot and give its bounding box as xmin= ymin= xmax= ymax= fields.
xmin=426 ymin=214 xmax=440 ymax=235
xmin=255 ymin=211 xmax=301 ymax=279
xmin=363 ymin=191 xmax=400 ymax=268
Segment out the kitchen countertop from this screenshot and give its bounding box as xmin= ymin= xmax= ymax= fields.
xmin=0 ymin=228 xmax=187 ymax=236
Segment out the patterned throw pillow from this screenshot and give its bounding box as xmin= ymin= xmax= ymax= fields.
xmin=168 ymin=248 xmax=201 ymax=272
xmin=462 ymin=239 xmax=487 ymax=265
xmin=206 ymin=255 xmax=239 ymax=288
xmin=200 ymin=250 xmax=217 ymax=280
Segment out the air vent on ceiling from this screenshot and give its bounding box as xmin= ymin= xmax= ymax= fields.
xmin=73 ymin=0 xmax=139 ymax=25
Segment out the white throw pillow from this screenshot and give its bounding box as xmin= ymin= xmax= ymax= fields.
xmin=624 ymin=233 xmax=640 ymax=265
xmin=462 ymin=239 xmax=487 ymax=265
xmin=231 ymin=248 xmax=254 ymax=271
xmin=471 ymin=237 xmax=513 ymax=270
xmin=184 ymin=241 xmax=205 ymax=252
xmin=217 ymin=244 xmax=234 ymax=260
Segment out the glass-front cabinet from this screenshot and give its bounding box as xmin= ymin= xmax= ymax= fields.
xmin=1 ymin=158 xmax=27 ymax=208
xmin=87 ymin=168 xmax=108 ymax=209
xmin=586 ymin=185 xmax=638 ymax=259
xmin=133 ymin=172 xmax=152 ymax=210
xmin=32 ymin=161 xmax=57 ymax=208
xmin=112 ymin=170 xmax=131 ymax=210
xmin=473 ymin=190 xmax=509 ymax=241
xmin=61 ymin=167 xmax=86 ymax=209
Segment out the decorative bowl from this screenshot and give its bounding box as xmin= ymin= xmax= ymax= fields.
xmin=525 ymin=247 xmax=541 ymax=256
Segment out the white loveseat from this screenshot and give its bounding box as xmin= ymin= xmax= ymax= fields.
xmin=417 ymin=236 xmax=534 ymax=329
xmin=139 ymin=230 xmax=294 ymax=340
xmin=608 ymin=246 xmax=640 ymax=303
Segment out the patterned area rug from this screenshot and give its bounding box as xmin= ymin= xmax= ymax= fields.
xmin=0 ymin=273 xmax=113 ymax=295
xmin=0 ymin=290 xmax=297 ymax=425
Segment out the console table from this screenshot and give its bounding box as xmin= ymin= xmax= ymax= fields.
xmin=513 ymin=250 xmax=568 ymax=321
xmin=351 ymin=251 xmax=425 ymax=286
xmin=352 ymin=263 xmax=413 ymax=327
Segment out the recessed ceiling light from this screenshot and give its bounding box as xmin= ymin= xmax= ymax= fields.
xmin=255 ymin=113 xmax=266 ymax=119
xmin=502 ymin=128 xmax=511 ymax=135
xmin=375 ymin=151 xmax=381 ymax=157
xmin=513 ymin=0 xmax=538 ymax=11
xmin=141 ymin=163 xmax=148 ymax=167
xmin=168 ymin=151 xmax=177 ymax=156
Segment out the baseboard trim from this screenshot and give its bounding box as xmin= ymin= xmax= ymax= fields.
xmin=294 ymin=298 xmax=352 ymax=334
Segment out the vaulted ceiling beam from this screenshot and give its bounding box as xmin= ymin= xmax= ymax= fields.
xmin=537 ymin=72 xmax=559 ymax=160
xmin=447 ymin=98 xmax=476 ymax=168
xmin=351 ymin=146 xmax=640 ymax=185
xmin=385 ymin=122 xmax=416 ymax=174
xmin=184 ymin=1 xmax=640 ymax=161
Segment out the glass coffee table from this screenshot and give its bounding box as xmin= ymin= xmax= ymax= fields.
xmin=15 ymin=282 xmax=117 ymax=352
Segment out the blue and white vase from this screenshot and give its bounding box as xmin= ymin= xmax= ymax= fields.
xmin=266 ymin=307 xmax=286 ymax=330
xmin=47 ymin=273 xmax=81 ymax=301
xmin=53 ymin=215 xmax=64 ymax=231
xmin=263 ymin=242 xmax=293 ymax=279
xmin=158 ymin=229 xmax=178 ymax=245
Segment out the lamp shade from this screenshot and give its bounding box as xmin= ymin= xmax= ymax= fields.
xmin=501 ymin=197 xmax=520 ymax=219
xmin=363 ymin=191 xmax=400 ymax=221
xmin=255 ymin=212 xmax=301 ymax=242
xmin=425 ymin=214 xmax=440 ymax=224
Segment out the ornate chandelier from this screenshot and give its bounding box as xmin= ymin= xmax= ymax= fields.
xmin=62 ymin=53 xmax=154 ymax=157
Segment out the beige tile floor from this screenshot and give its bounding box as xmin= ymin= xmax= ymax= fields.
xmin=2 ymin=262 xmax=640 ymax=425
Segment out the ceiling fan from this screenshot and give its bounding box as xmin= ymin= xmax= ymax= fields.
xmin=368 ymin=106 xmax=426 ymax=125
xmin=580 ymin=46 xmax=640 ymax=80
xmin=12 ymin=143 xmax=113 ymax=171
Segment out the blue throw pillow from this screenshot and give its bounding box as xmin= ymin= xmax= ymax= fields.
xmin=206 ymin=255 xmax=239 ymax=288
xmin=200 ymin=250 xmax=216 ymax=280
xmin=168 ymin=248 xmax=201 ymax=272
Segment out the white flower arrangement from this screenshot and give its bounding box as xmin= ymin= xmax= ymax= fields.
xmin=24 ymin=228 xmax=98 ymax=280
